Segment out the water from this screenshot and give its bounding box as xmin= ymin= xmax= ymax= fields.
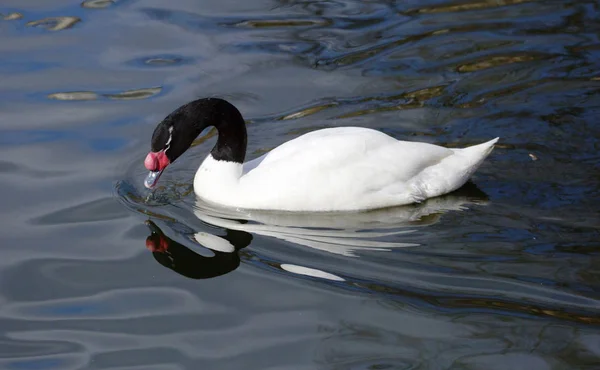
xmin=1 ymin=0 xmax=600 ymax=369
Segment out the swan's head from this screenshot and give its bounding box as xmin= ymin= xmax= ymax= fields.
xmin=143 ymin=124 xmax=175 ymax=189
xmin=143 ymin=98 xmax=246 ymax=189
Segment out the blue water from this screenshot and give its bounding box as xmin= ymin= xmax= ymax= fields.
xmin=1 ymin=0 xmax=600 ymax=369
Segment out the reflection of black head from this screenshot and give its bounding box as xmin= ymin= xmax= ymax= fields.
xmin=144 ymin=220 xmax=252 ymax=280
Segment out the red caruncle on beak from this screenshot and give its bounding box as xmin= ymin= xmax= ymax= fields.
xmin=144 ymin=151 xmax=170 ymax=171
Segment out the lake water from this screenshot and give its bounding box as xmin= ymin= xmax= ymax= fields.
xmin=1 ymin=0 xmax=600 ymax=369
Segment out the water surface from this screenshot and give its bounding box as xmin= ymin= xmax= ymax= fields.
xmin=1 ymin=0 xmax=600 ymax=369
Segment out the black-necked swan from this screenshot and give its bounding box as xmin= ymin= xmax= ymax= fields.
xmin=144 ymin=98 xmax=498 ymax=212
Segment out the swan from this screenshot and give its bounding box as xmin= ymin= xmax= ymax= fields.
xmin=143 ymin=98 xmax=498 ymax=211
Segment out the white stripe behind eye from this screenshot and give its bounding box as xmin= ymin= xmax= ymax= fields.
xmin=164 ymin=126 xmax=173 ymax=151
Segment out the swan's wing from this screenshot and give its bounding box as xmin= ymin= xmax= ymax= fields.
xmin=245 ymin=127 xmax=451 ymax=177
xmin=239 ymin=127 xmax=453 ymax=210
xmin=250 ymin=127 xmax=393 ymax=167
xmin=240 ymin=128 xmax=371 ymax=175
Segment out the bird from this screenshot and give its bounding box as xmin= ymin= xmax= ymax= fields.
xmin=143 ymin=97 xmax=498 ymax=212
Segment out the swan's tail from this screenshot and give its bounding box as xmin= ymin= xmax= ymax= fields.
xmin=454 ymin=137 xmax=499 ymax=168
xmin=446 ymin=137 xmax=499 ymax=185
xmin=411 ymin=137 xmax=499 ymax=200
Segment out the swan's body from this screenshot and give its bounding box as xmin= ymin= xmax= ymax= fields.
xmin=144 ymin=98 xmax=498 ymax=212
xmin=194 ymin=127 xmax=497 ymax=211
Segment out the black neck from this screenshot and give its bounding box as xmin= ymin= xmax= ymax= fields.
xmin=208 ymin=99 xmax=247 ymax=163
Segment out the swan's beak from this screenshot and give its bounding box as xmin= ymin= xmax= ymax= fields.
xmin=144 ymin=170 xmax=163 ymax=189
xmin=144 ymin=151 xmax=170 ymax=189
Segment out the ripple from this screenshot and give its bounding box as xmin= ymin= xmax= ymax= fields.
xmin=31 ymin=197 xmax=130 ymax=225
xmin=0 ymin=338 xmax=80 ymax=359
xmin=0 ymin=160 xmax=70 ymax=178
xmin=280 ymin=103 xmax=339 ymax=120
xmin=335 ymin=85 xmax=447 ymax=118
xmin=407 ymin=0 xmax=536 ymax=14
xmin=233 ymin=18 xmax=330 ymax=28
xmin=81 ymin=0 xmax=116 ymax=9
xmin=27 ymin=17 xmax=81 ymax=32
xmin=48 ymin=92 xmax=98 ymax=101
xmin=47 ymin=87 xmax=162 ymax=101
xmin=455 ymin=53 xmax=545 ymax=73
xmin=104 ymin=87 xmax=162 ymax=100
xmin=1 ymin=287 xmax=208 ymax=321
xmin=0 ymin=354 xmax=85 ymax=370
xmin=144 ymin=57 xmax=181 ymax=66
xmin=126 ymin=55 xmax=192 ymax=68
xmin=2 ymin=13 xmax=23 ymax=21
xmin=455 ymin=352 xmax=552 ymax=370
xmin=7 ymin=308 xmax=322 ymax=362
xmin=226 ymin=41 xmax=317 ymax=57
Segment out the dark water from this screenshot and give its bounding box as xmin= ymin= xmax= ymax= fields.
xmin=1 ymin=0 xmax=600 ymax=369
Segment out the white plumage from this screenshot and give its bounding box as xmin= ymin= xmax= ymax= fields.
xmin=193 ymin=127 xmax=498 ymax=212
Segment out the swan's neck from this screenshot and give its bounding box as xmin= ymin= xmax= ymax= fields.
xmin=209 ymin=110 xmax=247 ymax=163
xmin=194 ymin=154 xmax=243 ymax=206
xmin=192 ymin=101 xmax=247 ymax=206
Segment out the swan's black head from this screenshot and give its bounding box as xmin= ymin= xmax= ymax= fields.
xmin=144 ymin=98 xmax=247 ymax=189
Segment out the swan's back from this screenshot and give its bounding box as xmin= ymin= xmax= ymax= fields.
xmin=238 ymin=127 xmax=461 ymax=211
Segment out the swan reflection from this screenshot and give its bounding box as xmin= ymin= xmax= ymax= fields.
xmin=142 ymin=182 xmax=488 ymax=279
xmin=190 ymin=181 xmax=488 ymax=257
xmin=146 ymin=220 xmax=349 ymax=281
xmin=145 ymin=220 xmax=251 ymax=279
